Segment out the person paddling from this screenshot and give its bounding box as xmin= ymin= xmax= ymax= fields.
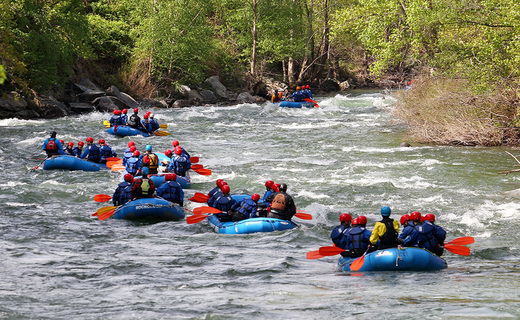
xmin=131 ymin=167 xmax=155 ymax=199
xmin=113 ymin=174 xmax=134 ymax=206
xmin=265 ymin=183 xmax=296 ymax=221
xmin=368 ymin=206 xmax=400 ymax=252
xmin=156 ymin=173 xmax=184 ymax=206
xmin=42 ymin=131 xmax=65 ymax=158
xmin=330 ymin=213 xmax=352 ymax=249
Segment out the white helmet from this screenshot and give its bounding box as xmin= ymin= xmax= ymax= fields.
xmin=149 ymin=113 xmax=155 ymax=118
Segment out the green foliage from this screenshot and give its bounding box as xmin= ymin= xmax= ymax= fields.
xmin=0 ymin=65 xmax=6 ymax=85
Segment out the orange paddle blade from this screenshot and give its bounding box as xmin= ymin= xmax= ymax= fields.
xmin=318 ymin=246 xmax=345 ymax=256
xmin=188 ymin=196 xmax=209 ymax=203
xmin=153 ymin=130 xmax=170 ymax=136
xmin=98 ymin=209 xmax=116 ymax=220
xmin=349 ymin=255 xmax=365 ymax=271
xmin=111 ymin=164 xmax=125 ymax=172
xmin=193 ymin=168 xmax=212 ymax=176
xmin=187 ymin=214 xmax=209 ymax=224
xmin=190 ymin=157 xmax=199 ymax=163
xmin=306 ymin=250 xmax=325 ymax=260
xmin=294 ymin=212 xmax=312 ymax=220
xmin=191 ymin=164 xmax=203 ymax=170
xmin=105 ymin=157 xmax=121 ymax=162
xmin=193 ymin=206 xmax=222 ymax=215
xmin=97 ymin=206 xmax=117 ymax=214
xmin=94 ymin=194 xmax=112 ymax=202
xmin=304 ymin=98 xmax=319 ymax=108
xmin=444 ymin=244 xmax=471 ymax=256
xmin=446 ymin=236 xmax=474 ymax=246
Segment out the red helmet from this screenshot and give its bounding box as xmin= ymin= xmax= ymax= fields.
xmin=424 ymin=213 xmax=435 ymax=223
xmin=221 ymin=185 xmax=230 ymax=194
xmin=410 ymin=211 xmax=421 ymax=221
xmin=174 ymin=146 xmax=182 ymax=155
xmin=128 ymin=141 xmax=135 ymax=147
xmin=172 ymin=140 xmax=179 ymax=147
xmin=166 ymin=173 xmax=177 ymax=181
xmin=145 ymin=111 xmax=151 ymax=116
xmin=122 ymin=109 xmax=128 ymax=114
xmin=124 ymin=174 xmax=134 ymax=183
xmin=216 ymin=179 xmax=223 ymax=186
xmin=133 ymin=150 xmax=140 ymax=157
xmin=400 ymin=214 xmax=410 ymax=225
xmin=339 ymin=213 xmax=352 ymax=222
xmin=59 ymin=140 xmax=64 ymax=144
xmin=265 ymin=180 xmax=274 ymax=188
xmin=220 ymin=181 xmax=228 ymax=187
xmin=98 ymin=139 xmax=105 ymax=145
xmin=357 ymin=215 xmax=367 ymax=225
xmin=86 ymin=137 xmax=94 ymax=143
xmin=129 ymin=146 xmax=136 ymax=152
xmin=251 ymin=194 xmax=260 ymax=202
xmin=165 ymin=149 xmax=172 ymax=157
xmin=143 ymin=114 xmax=149 ymax=119
xmin=78 ymin=141 xmax=84 ymax=146
xmin=133 ymin=108 xmax=138 ymax=113
xmin=352 ymin=218 xmax=359 ymax=225
xmin=272 ymin=183 xmax=280 ymax=192
xmin=67 ymin=142 xmax=73 ymax=146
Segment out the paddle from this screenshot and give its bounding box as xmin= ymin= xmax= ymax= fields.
xmin=193 ymin=206 xmax=222 ymax=215
xmin=103 ymin=120 xmax=110 ymax=127
xmin=191 ymin=164 xmax=204 ymax=170
xmin=111 ymin=164 xmax=126 ymax=172
xmin=192 ymin=168 xmax=212 ymax=176
xmin=33 ymin=158 xmax=46 ymax=170
xmin=105 ymin=161 xmax=120 ymax=168
xmin=94 ymin=194 xmax=112 ymax=202
xmin=186 ymin=214 xmax=211 ymax=224
xmin=190 ymin=157 xmax=199 ymax=163
xmin=318 ymin=246 xmax=345 ymax=256
xmin=444 ymin=244 xmax=470 ymax=256
xmin=159 ymin=124 xmax=168 ymax=129
xmin=105 ymin=157 xmax=121 ymax=162
xmin=97 ymin=206 xmax=117 ymax=214
xmin=350 ymin=249 xmax=370 ymax=271
xmin=153 ymin=130 xmax=170 ymax=136
xmin=304 ymin=98 xmax=319 ymax=108
xmin=445 ymin=236 xmax=474 ymax=246
xmin=189 ymin=192 xmax=210 ymax=203
xmin=98 ymin=209 xmax=117 ymax=220
xmin=306 ymin=250 xmax=326 ymax=260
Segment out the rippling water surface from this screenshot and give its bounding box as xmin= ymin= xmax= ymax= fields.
xmin=1 ymin=91 xmax=519 ymax=319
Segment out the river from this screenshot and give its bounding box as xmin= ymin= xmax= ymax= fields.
xmin=1 ymin=91 xmax=519 ymax=319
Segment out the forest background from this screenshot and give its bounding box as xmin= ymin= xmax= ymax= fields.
xmin=1 ymin=0 xmax=520 ymax=146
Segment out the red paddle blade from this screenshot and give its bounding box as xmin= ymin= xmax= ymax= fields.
xmin=97 ymin=206 xmax=117 ymax=214
xmin=190 ymin=157 xmax=199 ymax=163
xmin=318 ymin=246 xmax=345 ymax=256
xmin=105 ymin=157 xmax=121 ymax=162
xmin=446 ymin=236 xmax=475 ymax=246
xmin=306 ymin=250 xmax=325 ymax=260
xmin=187 ymin=214 xmax=209 ymax=224
xmin=444 ymin=244 xmax=471 ymax=256
xmin=350 ymin=255 xmax=365 ymax=271
xmin=193 ymin=168 xmax=212 ymax=176
xmin=193 ymin=206 xmax=222 ymax=215
xmin=294 ymin=212 xmax=312 ymax=220
xmin=191 ymin=164 xmax=203 ymax=170
xmin=188 ymin=196 xmax=209 ymax=203
xmin=94 ymin=194 xmax=112 ymax=202
xmin=98 ymin=209 xmax=116 ymax=220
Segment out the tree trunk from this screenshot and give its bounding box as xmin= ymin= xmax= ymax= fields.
xmin=250 ymin=0 xmax=259 ymax=77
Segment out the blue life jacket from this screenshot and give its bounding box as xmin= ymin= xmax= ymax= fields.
xmin=110 ymin=115 xmax=124 ymax=126
xmin=112 ymin=182 xmax=132 ymax=206
xmin=416 ymin=221 xmax=438 ymax=251
xmin=82 ymin=145 xmax=101 ymax=162
xmin=330 ymin=225 xmax=349 ymax=249
xmin=214 ymin=195 xmax=236 ymax=213
xmin=100 ymin=145 xmax=116 ymax=160
xmin=121 ymin=114 xmax=128 ymax=124
xmin=233 ymin=198 xmax=257 ymax=219
xmin=123 ymin=150 xmax=133 ymax=165
xmin=149 ymin=119 xmax=160 ymax=132
xmin=156 ymin=181 xmax=183 ymax=205
xmin=347 ymin=226 xmax=370 ymax=252
xmin=173 ymin=156 xmax=191 ymax=176
xmin=126 ymin=157 xmax=141 ymax=175
xmin=262 ymin=190 xmax=273 ymax=202
xmin=208 ymin=191 xmax=222 ymax=207
xmin=72 ymin=147 xmax=82 ymax=157
xmin=208 ymin=187 xmax=220 ymax=199
xmin=291 ymin=91 xmax=304 ymax=102
xmin=64 ymin=147 xmax=74 ymax=156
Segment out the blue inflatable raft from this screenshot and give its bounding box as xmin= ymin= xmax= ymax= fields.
xmin=42 ymin=155 xmax=107 ymax=171
xmin=338 ymin=247 xmax=447 ymax=272
xmin=206 ymin=215 xmax=297 ymax=234
xmin=112 ymin=198 xmax=185 ymax=221
xmin=278 ymin=101 xmax=315 ymax=108
xmin=106 ymin=125 xmax=152 ymax=137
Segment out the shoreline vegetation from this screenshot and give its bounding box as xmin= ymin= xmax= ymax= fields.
xmin=2 ymin=0 xmax=520 ymax=147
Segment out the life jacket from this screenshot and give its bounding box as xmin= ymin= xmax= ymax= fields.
xmin=331 ymin=225 xmax=349 ymax=249
xmin=415 ymin=221 xmax=438 ymax=250
xmin=110 ymin=115 xmax=122 ymax=126
xmin=145 ymin=153 xmax=159 ymax=171
xmin=271 ymin=93 xmax=282 ymax=103
xmin=158 ymin=181 xmax=182 ymax=203
xmin=236 ymin=198 xmax=257 ymax=219
xmin=215 ymin=195 xmax=235 ymax=212
xmin=348 ymin=226 xmax=369 ymax=251
xmin=292 ymin=91 xmax=304 ymax=102
xmin=46 ymin=139 xmax=58 ymax=151
xmin=378 ymin=218 xmax=398 ymax=249
xmin=114 ymin=182 xmax=132 ymax=206
xmin=64 ymin=147 xmax=74 ymax=156
xmin=86 ymin=145 xmax=101 ymax=162
xmin=262 ymin=190 xmax=273 ymax=202
xmin=140 ymin=178 xmax=152 ymax=196
xmin=270 ymin=193 xmax=287 ymax=212
xmin=174 ymin=156 xmax=190 ymax=176
xmin=128 ymin=114 xmax=139 ymax=127
xmin=72 ymin=147 xmax=82 ymax=157
xmin=126 ymin=157 xmax=140 ymax=175
xmin=100 ymin=145 xmax=114 ymax=160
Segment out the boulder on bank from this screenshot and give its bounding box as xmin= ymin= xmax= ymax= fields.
xmin=236 ymin=92 xmax=255 ymax=104
xmin=32 ymin=96 xmax=70 ymax=119
xmin=92 ymin=96 xmax=120 ymax=112
xmin=106 ymin=85 xmax=139 ymax=109
xmin=199 ymin=89 xmax=218 ymax=104
xmin=204 ymin=76 xmax=228 ymax=99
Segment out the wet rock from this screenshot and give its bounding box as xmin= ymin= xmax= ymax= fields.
xmin=204 ymin=76 xmax=228 ymax=99
xmin=93 ymin=96 xmax=120 ymax=112
xmin=32 ymin=96 xmax=70 ymax=118
xmin=400 ymin=142 xmax=412 ymax=147
xmin=68 ymin=102 xmax=95 ymax=113
xmin=199 ymin=89 xmax=218 ymax=104
xmin=106 ymin=85 xmax=139 ymax=109
xmin=236 ymin=92 xmax=255 ymax=104
xmin=172 ymin=99 xmax=198 ymax=108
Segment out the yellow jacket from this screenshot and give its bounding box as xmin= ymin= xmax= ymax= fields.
xmin=369 ymin=219 xmax=400 ymax=244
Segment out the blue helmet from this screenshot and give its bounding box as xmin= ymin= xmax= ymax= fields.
xmin=141 ymin=167 xmax=149 ymax=176
xmin=145 ymin=144 xmax=152 ymax=151
xmin=381 ymin=206 xmax=391 ymax=216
